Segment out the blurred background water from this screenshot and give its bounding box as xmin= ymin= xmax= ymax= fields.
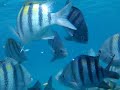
xmin=0 ymin=0 xmax=120 ymax=89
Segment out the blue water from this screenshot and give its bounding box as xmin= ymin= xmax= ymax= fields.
xmin=0 ymin=0 xmax=120 ymax=89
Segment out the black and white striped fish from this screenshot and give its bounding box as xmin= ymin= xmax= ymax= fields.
xmin=57 ymin=54 xmax=119 ymax=90
xmin=44 ymin=76 xmax=55 ymax=90
xmin=48 ymin=30 xmax=68 ymax=62
xmin=65 ymin=0 xmax=88 ymax=43
xmin=5 ymin=38 xmax=27 ymax=63
xmin=0 ymin=57 xmax=32 ymax=90
xmin=28 ymin=81 xmax=41 ymax=90
xmin=16 ymin=0 xmax=77 ymax=44
xmin=100 ymin=33 xmax=120 ymax=67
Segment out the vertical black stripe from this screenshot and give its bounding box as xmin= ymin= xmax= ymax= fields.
xmin=48 ymin=12 xmax=51 ymax=24
xmin=28 ymin=4 xmax=33 ymax=33
xmin=2 ymin=63 xmax=8 ymax=90
xmin=19 ymin=7 xmax=24 ymax=36
xmin=95 ymin=59 xmax=100 ymax=81
xmin=78 ymin=56 xmax=84 ymax=85
xmin=86 ymin=57 xmax=93 ymax=83
xmin=39 ymin=5 xmax=42 ymax=26
xmin=11 ymin=62 xmax=18 ymax=90
xmin=71 ymin=61 xmax=77 ymax=82
xmin=100 ymin=67 xmax=105 ymax=78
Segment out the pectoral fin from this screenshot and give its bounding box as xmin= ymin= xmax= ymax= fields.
xmin=41 ymin=30 xmax=55 ymax=40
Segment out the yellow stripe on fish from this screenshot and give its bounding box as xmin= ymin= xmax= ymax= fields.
xmin=23 ymin=6 xmax=29 ymax=15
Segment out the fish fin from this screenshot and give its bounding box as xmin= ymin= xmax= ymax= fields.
xmin=32 ymin=81 xmax=41 ymax=89
xmin=52 ymin=2 xmax=76 ymax=30
xmin=105 ymin=54 xmax=115 ymax=70
xmin=48 ymin=76 xmax=53 ymax=87
xmin=43 ymin=83 xmax=48 ymax=86
xmin=57 ymin=18 xmax=76 ymax=30
xmin=56 ymin=70 xmax=63 ymax=80
xmin=98 ymin=81 xmax=111 ymax=89
xmin=41 ymin=30 xmax=55 ymax=40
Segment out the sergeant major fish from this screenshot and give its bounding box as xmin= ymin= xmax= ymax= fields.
xmin=48 ymin=30 xmax=68 ymax=62
xmin=0 ymin=57 xmax=32 ymax=90
xmin=16 ymin=0 xmax=77 ymax=44
xmin=100 ymin=33 xmax=120 ymax=67
xmin=4 ymin=38 xmax=27 ymax=63
xmin=57 ymin=53 xmax=119 ymax=90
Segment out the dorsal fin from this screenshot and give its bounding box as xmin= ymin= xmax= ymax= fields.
xmin=106 ymin=54 xmax=115 ymax=70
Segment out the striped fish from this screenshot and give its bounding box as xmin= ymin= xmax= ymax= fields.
xmin=5 ymin=38 xmax=27 ymax=63
xmin=57 ymin=54 xmax=119 ymax=90
xmin=48 ymin=30 xmax=68 ymax=62
xmin=28 ymin=81 xmax=41 ymax=90
xmin=16 ymin=0 xmax=77 ymax=44
xmin=100 ymin=33 xmax=120 ymax=67
xmin=65 ymin=0 xmax=88 ymax=44
xmin=0 ymin=57 xmax=32 ymax=90
xmin=44 ymin=76 xmax=55 ymax=90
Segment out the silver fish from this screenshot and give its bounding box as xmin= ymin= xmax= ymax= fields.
xmin=0 ymin=57 xmax=32 ymax=90
xmin=57 ymin=54 xmax=119 ymax=90
xmin=5 ymin=38 xmax=27 ymax=63
xmin=16 ymin=0 xmax=76 ymax=44
xmin=100 ymin=33 xmax=120 ymax=67
xmin=65 ymin=0 xmax=88 ymax=43
xmin=48 ymin=30 xmax=68 ymax=62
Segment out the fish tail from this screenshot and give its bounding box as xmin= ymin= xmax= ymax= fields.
xmin=51 ymin=1 xmax=76 ymax=30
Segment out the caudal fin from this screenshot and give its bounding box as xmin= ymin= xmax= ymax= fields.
xmin=51 ymin=2 xmax=76 ymax=30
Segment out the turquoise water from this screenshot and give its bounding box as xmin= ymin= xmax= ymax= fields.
xmin=0 ymin=0 xmax=120 ymax=89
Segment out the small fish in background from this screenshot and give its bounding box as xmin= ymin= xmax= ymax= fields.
xmin=99 ymin=33 xmax=120 ymax=68
xmin=44 ymin=76 xmax=55 ymax=90
xmin=28 ymin=81 xmax=41 ymax=90
xmin=57 ymin=53 xmax=119 ymax=90
xmin=64 ymin=0 xmax=88 ymax=43
xmin=48 ymin=30 xmax=68 ymax=62
xmin=0 ymin=57 xmax=33 ymax=90
xmin=16 ymin=0 xmax=76 ymax=44
xmin=4 ymin=38 xmax=27 ymax=63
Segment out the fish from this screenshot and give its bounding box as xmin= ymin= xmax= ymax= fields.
xmin=48 ymin=30 xmax=68 ymax=62
xmin=28 ymin=81 xmax=41 ymax=90
xmin=99 ymin=33 xmax=120 ymax=67
xmin=16 ymin=0 xmax=77 ymax=44
xmin=65 ymin=0 xmax=88 ymax=43
xmin=57 ymin=53 xmax=119 ymax=90
xmin=4 ymin=38 xmax=27 ymax=63
xmin=0 ymin=57 xmax=33 ymax=90
xmin=44 ymin=76 xmax=55 ymax=90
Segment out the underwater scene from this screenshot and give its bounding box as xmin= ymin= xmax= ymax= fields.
xmin=0 ymin=0 xmax=120 ymax=90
